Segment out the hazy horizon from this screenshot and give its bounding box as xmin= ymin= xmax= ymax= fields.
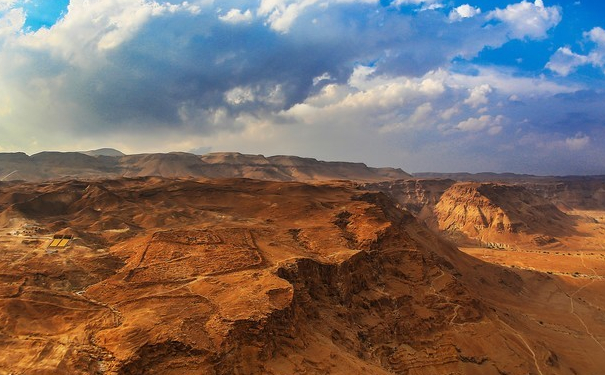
xmin=3 ymin=147 xmax=605 ymax=176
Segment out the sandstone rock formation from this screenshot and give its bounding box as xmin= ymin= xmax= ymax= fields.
xmin=362 ymin=180 xmax=580 ymax=247
xmin=434 ymin=182 xmax=576 ymax=245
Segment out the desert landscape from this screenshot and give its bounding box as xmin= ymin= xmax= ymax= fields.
xmin=1 ymin=151 xmax=605 ymax=374
xmin=3 ymin=0 xmax=605 ymax=373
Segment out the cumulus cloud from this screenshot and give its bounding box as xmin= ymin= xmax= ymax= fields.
xmin=449 ymin=4 xmax=481 ymax=21
xmin=380 ymin=102 xmax=434 ymax=133
xmin=565 ymin=133 xmax=590 ymax=150
xmin=0 ymin=7 xmax=23 ymax=36
xmin=12 ymin=0 xmax=202 ymax=67
xmin=464 ymin=84 xmax=492 ymax=108
xmin=393 ymin=0 xmax=444 ymax=11
xmin=520 ymin=131 xmax=592 ymax=153
xmin=224 ymin=86 xmax=256 ymax=105
xmin=286 ymin=67 xmax=446 ymax=130
xmin=447 ymin=66 xmax=577 ymax=96
xmin=257 ymin=0 xmax=319 ymax=33
xmin=0 ymin=0 xmax=17 ymax=12
xmin=547 ymin=27 xmax=605 ymax=76
xmin=488 ymin=0 xmax=561 ymax=39
xmin=455 ymin=114 xmax=504 ymax=133
xmin=546 ymin=47 xmax=589 ymax=76
xmin=219 ymin=8 xmax=253 ymax=24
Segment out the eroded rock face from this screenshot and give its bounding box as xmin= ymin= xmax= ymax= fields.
xmin=0 ymin=178 xmax=603 ymax=374
xmin=522 ymin=179 xmax=605 ymax=210
xmin=434 ymin=183 xmax=575 ymax=243
xmin=363 ymin=180 xmax=577 ymax=246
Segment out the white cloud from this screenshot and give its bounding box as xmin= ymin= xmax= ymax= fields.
xmin=520 ymin=131 xmax=592 ymax=152
xmin=440 ymin=105 xmax=459 ymax=120
xmin=449 ymin=4 xmax=481 ymax=21
xmin=0 ymin=0 xmax=17 ymax=12
xmin=14 ymin=0 xmax=202 ymax=67
xmin=488 ymin=125 xmax=503 ymax=135
xmin=565 ymin=133 xmax=590 ymax=150
xmin=455 ymin=114 xmax=504 ymax=133
xmin=284 ymin=68 xmax=447 ymax=135
xmin=587 ymin=26 xmax=605 ymax=44
xmin=547 ymin=27 xmax=605 ymax=76
xmin=546 ymin=47 xmax=588 ymax=76
xmin=0 ymin=7 xmax=24 ymax=36
xmin=225 ymin=86 xmax=256 ymax=105
xmin=447 ymin=66 xmax=577 ymax=96
xmin=489 ymin=0 xmax=561 ymax=40
xmin=464 ymin=84 xmax=492 ymax=108
xmin=392 ymin=0 xmax=444 ymax=11
xmin=393 ymin=0 xmax=438 ymax=5
xmin=219 ymin=8 xmax=253 ymax=24
xmin=312 ymin=72 xmax=332 ymax=86
xmin=380 ymin=102 xmax=433 ymax=133
xmin=223 ymin=84 xmax=286 ymax=107
xmin=258 ymin=0 xmax=319 ymax=32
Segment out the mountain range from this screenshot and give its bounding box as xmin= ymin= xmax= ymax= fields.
xmin=0 ymin=149 xmax=410 ymax=182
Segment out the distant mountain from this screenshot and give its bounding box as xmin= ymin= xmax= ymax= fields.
xmin=81 ymin=148 xmax=125 ymax=157
xmin=0 ymin=151 xmax=411 ymax=182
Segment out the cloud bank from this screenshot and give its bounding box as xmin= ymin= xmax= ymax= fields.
xmin=0 ymin=0 xmax=604 ymax=174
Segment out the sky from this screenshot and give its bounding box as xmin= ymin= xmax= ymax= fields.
xmin=0 ymin=0 xmax=604 ymax=175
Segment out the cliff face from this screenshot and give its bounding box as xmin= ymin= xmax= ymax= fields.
xmin=522 ymin=178 xmax=605 ymax=210
xmin=1 ymin=178 xmax=603 ymax=374
xmin=434 ymin=183 xmax=575 ymax=243
xmin=363 ymin=180 xmax=579 ymax=246
xmin=409 ymin=173 xmax=605 ymax=211
xmin=360 ymin=179 xmax=455 ymax=224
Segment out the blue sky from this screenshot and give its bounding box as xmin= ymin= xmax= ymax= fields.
xmin=0 ymin=0 xmax=604 ymax=174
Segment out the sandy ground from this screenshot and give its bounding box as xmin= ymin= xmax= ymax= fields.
xmin=460 ymin=210 xmax=605 ymax=278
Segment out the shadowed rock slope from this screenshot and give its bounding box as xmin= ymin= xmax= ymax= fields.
xmin=411 ymin=173 xmax=605 ymax=210
xmin=362 ymin=180 xmax=578 ymax=247
xmin=434 ymin=182 xmax=576 ymax=245
xmin=0 ymin=178 xmax=603 ymax=374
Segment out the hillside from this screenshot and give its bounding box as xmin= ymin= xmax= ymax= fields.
xmin=1 ymin=178 xmax=604 ymax=374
